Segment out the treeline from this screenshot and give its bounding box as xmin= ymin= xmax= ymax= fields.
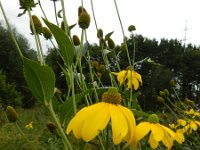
xmin=1 ymin=22 xmax=200 ymax=110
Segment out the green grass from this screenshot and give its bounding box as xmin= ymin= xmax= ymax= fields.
xmin=0 ymin=104 xmax=64 ymax=150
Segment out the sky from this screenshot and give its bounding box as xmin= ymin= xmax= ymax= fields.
xmin=1 ymin=0 xmax=200 ymax=54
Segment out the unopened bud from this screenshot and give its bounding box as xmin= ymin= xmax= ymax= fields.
xmin=107 ymin=38 xmax=115 ymax=49
xmin=6 ymin=106 xmax=18 ymax=122
xmin=78 ymin=12 xmax=90 ymax=29
xmin=42 ymin=27 xmax=52 ymax=40
xmin=97 ymin=29 xmax=103 ymax=38
xmin=30 ymin=15 xmax=42 ymax=34
xmin=128 ymin=25 xmax=136 ymax=32
xmin=73 ymin=35 xmax=80 ymax=46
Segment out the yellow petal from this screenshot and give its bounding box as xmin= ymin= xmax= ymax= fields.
xmin=195 ymin=120 xmax=200 ymax=126
xmin=81 ymin=102 xmax=110 ymax=142
xmin=117 ymin=70 xmax=127 ymax=86
xmin=190 ymin=121 xmax=197 ymax=131
xmin=132 ymin=78 xmax=139 ymax=90
xmin=177 ymin=119 xmax=186 ymax=126
xmin=161 ymin=125 xmax=175 ymax=138
xmin=135 ymin=122 xmax=151 ymax=143
xmin=162 ymin=132 xmax=173 ymax=150
xmin=135 ymin=71 xmax=142 ymax=84
xmin=149 ymin=133 xmax=158 ymax=149
xmin=151 ymin=124 xmax=164 ymax=141
xmin=66 ymin=106 xmax=90 ymax=139
xmin=118 ymin=105 xmax=136 ymax=146
xmin=175 ymin=129 xmax=185 ymax=144
xmin=109 ymin=104 xmax=128 ymax=144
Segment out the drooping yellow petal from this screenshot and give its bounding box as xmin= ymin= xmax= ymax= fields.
xmin=135 ymin=72 xmax=142 ymax=84
xmin=109 ymin=104 xmax=128 ymax=144
xmin=194 ymin=120 xmax=200 ymax=126
xmin=190 ymin=121 xmax=197 ymax=131
xmin=118 ymin=105 xmax=136 ymax=146
xmin=151 ymin=124 xmax=164 ymax=141
xmin=161 ymin=125 xmax=175 ymax=138
xmin=175 ymin=129 xmax=185 ymax=144
xmin=162 ymin=132 xmax=173 ymax=150
xmin=116 ymin=70 xmax=127 ymax=86
xmin=81 ymin=102 xmax=110 ymax=142
xmin=134 ymin=122 xmax=151 ymax=143
xmin=148 ymin=133 xmax=158 ymax=149
xmin=66 ymin=106 xmax=90 ymax=139
xmin=177 ymin=119 xmax=187 ymax=126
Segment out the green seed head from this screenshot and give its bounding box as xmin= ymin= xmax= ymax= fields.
xmin=101 ymin=88 xmax=122 ymax=104
xmin=42 ymin=27 xmax=52 ymax=40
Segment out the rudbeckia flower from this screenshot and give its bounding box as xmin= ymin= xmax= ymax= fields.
xmin=183 ymin=120 xmax=200 ymax=133
xmin=131 ymin=114 xmax=176 ymax=150
xmin=184 ymin=108 xmax=200 ymax=117
xmin=66 ymin=88 xmax=136 ymax=146
xmin=112 ymin=67 xmax=142 ymax=90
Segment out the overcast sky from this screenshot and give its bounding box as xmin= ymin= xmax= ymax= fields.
xmin=1 ymin=0 xmax=200 ymax=53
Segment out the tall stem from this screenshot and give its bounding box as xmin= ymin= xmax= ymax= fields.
xmin=113 ymin=0 xmax=131 ymax=66
xmin=47 ymin=100 xmax=73 ymax=150
xmin=53 ymin=1 xmax=59 ymax=26
xmin=0 ymin=1 xmax=23 ymax=58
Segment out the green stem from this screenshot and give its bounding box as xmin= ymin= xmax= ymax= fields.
xmin=60 ymin=0 xmax=69 ymax=34
xmin=0 ymin=1 xmax=23 ymax=58
xmin=113 ymin=0 xmax=131 ymax=66
xmin=27 ymin=8 xmax=44 ymax=65
xmin=53 ymin=0 xmax=59 ymax=26
xmin=90 ymin=0 xmax=98 ymax=31
xmin=47 ymin=100 xmax=73 ymax=150
xmin=38 ymin=0 xmax=48 ymax=20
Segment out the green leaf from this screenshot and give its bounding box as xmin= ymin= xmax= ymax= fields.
xmin=43 ymin=19 xmax=75 ymax=67
xmin=23 ymin=57 xmax=55 ymax=103
xmin=105 ymin=31 xmax=114 ymax=40
xmin=59 ymin=87 xmax=108 ymax=125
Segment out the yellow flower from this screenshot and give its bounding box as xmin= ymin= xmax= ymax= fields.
xmin=184 ymin=109 xmax=200 ymax=117
xmin=25 ymin=121 xmax=33 ymax=129
xmin=183 ymin=120 xmax=200 ymax=133
xmin=66 ymin=88 xmax=135 ymax=146
xmin=177 ymin=119 xmax=187 ymax=127
xmin=112 ymin=68 xmax=142 ymax=90
xmin=132 ymin=114 xmax=176 ymax=150
xmin=174 ymin=129 xmax=185 ymax=144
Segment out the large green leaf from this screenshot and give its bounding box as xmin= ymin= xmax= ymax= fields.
xmin=23 ymin=57 xmax=55 ymax=103
xmin=43 ymin=19 xmax=75 ymax=67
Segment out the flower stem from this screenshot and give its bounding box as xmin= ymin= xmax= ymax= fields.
xmin=0 ymin=1 xmax=23 ymax=58
xmin=113 ymin=0 xmax=131 ymax=66
xmin=27 ymin=8 xmax=44 ymax=65
xmin=47 ymin=100 xmax=73 ymax=150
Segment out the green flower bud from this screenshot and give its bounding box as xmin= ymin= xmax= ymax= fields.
xmin=128 ymin=25 xmax=136 ymax=32
xmin=159 ymin=91 xmax=166 ymax=98
xmin=97 ymin=29 xmax=103 ymax=38
xmin=147 ymin=114 xmax=159 ymax=123
xmin=42 ymin=27 xmax=52 ymax=40
xmin=164 ymin=89 xmax=169 ymax=97
xmin=78 ymin=6 xmax=87 ymax=17
xmin=6 ymin=106 xmax=18 ymax=122
xmin=157 ymin=96 xmax=165 ymax=103
xmin=78 ymin=12 xmax=90 ymax=29
xmin=119 ymin=43 xmax=126 ymax=52
xmin=97 ymin=64 xmax=106 ymax=74
xmin=30 ymin=15 xmax=43 ymax=34
xmin=107 ymin=38 xmax=115 ymax=49
xmin=19 ymin=0 xmax=36 ymax=10
xmin=91 ymin=60 xmax=99 ymax=68
xmin=60 ymin=21 xmax=65 ymax=31
xmin=169 ymin=79 xmax=176 ymax=87
xmin=72 ymin=35 xmax=80 ymax=46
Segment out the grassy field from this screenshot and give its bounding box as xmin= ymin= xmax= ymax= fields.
xmin=0 ymin=104 xmax=64 ymax=150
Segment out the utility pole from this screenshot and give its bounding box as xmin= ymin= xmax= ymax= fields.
xmin=182 ymin=20 xmax=191 ymax=52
